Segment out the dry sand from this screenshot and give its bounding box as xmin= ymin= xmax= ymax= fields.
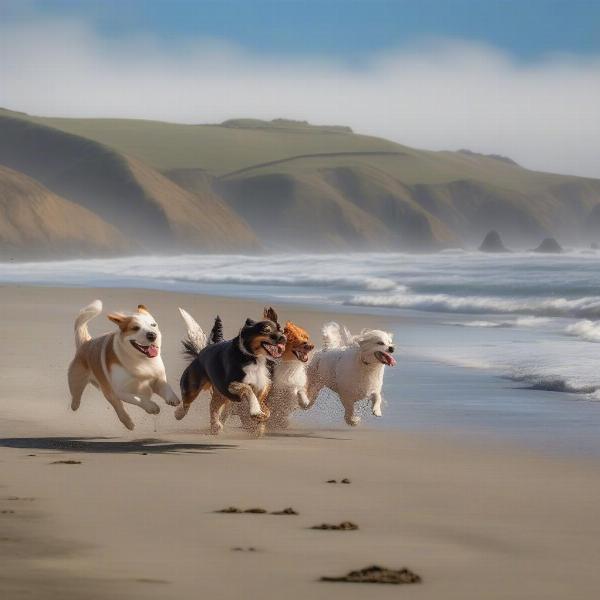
xmin=1 ymin=284 xmax=599 ymax=599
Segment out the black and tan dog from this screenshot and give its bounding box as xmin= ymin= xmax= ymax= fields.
xmin=175 ymin=308 xmax=286 ymax=434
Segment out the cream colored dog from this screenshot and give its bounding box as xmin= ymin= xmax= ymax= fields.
xmin=306 ymin=322 xmax=396 ymax=426
xmin=67 ymin=300 xmax=180 ymax=430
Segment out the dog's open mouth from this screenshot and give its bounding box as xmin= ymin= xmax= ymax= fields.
xmin=375 ymin=350 xmax=396 ymax=366
xmin=292 ymin=348 xmax=310 ymax=363
xmin=262 ymin=341 xmax=285 ymax=358
xmin=130 ymin=341 xmax=159 ymax=358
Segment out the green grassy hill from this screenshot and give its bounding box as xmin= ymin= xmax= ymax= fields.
xmin=1 ymin=107 xmax=599 ymax=254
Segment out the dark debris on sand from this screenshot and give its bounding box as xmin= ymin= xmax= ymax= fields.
xmin=321 ymin=565 xmax=421 ymax=584
xmin=216 ymin=506 xmax=298 ymax=515
xmin=232 ymin=547 xmax=258 ymax=552
xmin=326 ymin=478 xmax=351 ymax=484
xmin=311 ymin=521 xmax=358 ymax=530
xmin=271 ymin=507 xmax=298 ymax=515
xmin=50 ymin=460 xmax=82 ymax=465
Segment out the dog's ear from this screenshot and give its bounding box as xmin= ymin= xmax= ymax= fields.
xmin=244 ymin=318 xmax=256 ymax=327
xmin=108 ymin=312 xmax=131 ymax=331
xmin=137 ymin=304 xmax=150 ymax=315
xmin=264 ymin=306 xmax=279 ymax=324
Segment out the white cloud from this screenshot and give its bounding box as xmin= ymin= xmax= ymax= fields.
xmin=1 ymin=18 xmax=599 ymax=177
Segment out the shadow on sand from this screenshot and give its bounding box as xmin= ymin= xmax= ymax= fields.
xmin=0 ymin=437 xmax=235 ymax=454
xmin=265 ymin=431 xmax=350 ymax=441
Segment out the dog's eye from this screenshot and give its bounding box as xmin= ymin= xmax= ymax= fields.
xmin=150 ymin=323 xmax=157 ymax=327
xmin=132 ymin=326 xmax=140 ymax=332
xmin=263 ymin=326 xmax=272 ymax=333
xmin=378 ymin=341 xmax=385 ymax=345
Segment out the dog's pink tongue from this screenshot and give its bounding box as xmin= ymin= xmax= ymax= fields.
xmin=148 ymin=345 xmax=159 ymax=358
xmin=388 ymin=354 xmax=397 ymax=366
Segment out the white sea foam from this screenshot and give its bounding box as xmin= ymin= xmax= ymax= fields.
xmin=565 ymin=320 xmax=600 ymax=343
xmin=446 ymin=320 xmax=506 ymax=328
xmin=446 ymin=317 xmax=550 ymax=328
xmin=348 ymin=292 xmax=600 ymax=318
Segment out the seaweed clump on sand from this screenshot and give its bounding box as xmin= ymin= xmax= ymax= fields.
xmin=321 ymin=565 xmax=421 ymax=584
xmin=311 ymin=521 xmax=358 ymax=530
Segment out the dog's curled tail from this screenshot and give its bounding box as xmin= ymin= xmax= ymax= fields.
xmin=74 ymin=299 xmax=102 ymax=349
xmin=209 ymin=315 xmax=224 ymax=344
xmin=179 ymin=308 xmax=208 ymax=359
xmin=321 ymin=321 xmax=354 ymax=350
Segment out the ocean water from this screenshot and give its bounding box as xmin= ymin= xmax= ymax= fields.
xmin=3 ymin=251 xmax=600 ymax=455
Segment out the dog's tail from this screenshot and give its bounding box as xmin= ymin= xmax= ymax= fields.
xmin=74 ymin=299 xmax=102 ymax=349
xmin=179 ymin=308 xmax=208 ymax=359
xmin=209 ymin=315 xmax=224 ymax=344
xmin=321 ymin=321 xmax=354 ymax=350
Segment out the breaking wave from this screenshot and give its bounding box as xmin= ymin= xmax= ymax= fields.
xmin=565 ymin=320 xmax=600 ymax=343
xmin=347 ymin=292 xmax=600 ymax=318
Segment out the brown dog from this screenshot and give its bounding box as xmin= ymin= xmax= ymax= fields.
xmin=68 ymin=300 xmax=179 ymax=430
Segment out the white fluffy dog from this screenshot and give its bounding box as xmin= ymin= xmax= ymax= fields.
xmin=306 ymin=322 xmax=396 ymax=426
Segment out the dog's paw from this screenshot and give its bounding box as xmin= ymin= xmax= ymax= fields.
xmin=372 ymin=408 xmax=382 ymax=417
xmin=174 ymin=403 xmax=190 ymax=420
xmin=121 ymin=415 xmax=135 ymax=430
xmin=143 ymin=401 xmax=160 ymax=415
xmin=250 ymin=422 xmax=266 ymax=438
xmin=210 ymin=421 xmax=223 ymax=435
xmin=297 ymin=392 xmax=310 ymax=409
xmin=252 ymin=411 xmax=269 ymax=422
xmin=166 ymin=396 xmax=181 ymax=407
xmin=345 ymin=415 xmax=361 ymax=427
xmin=71 ymin=398 xmax=81 ymax=411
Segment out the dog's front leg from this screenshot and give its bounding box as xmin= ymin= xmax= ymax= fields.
xmin=370 ymin=392 xmax=383 ymax=417
xmin=296 ymin=388 xmax=310 ymax=409
xmin=151 ymin=379 xmax=181 ymax=407
xmin=119 ymin=392 xmax=160 ymax=415
xmin=210 ymin=392 xmax=229 ymax=435
xmin=228 ymin=382 xmax=265 ymax=419
xmin=343 ymin=401 xmax=361 ymax=427
xmin=303 ymin=376 xmax=322 ymax=410
xmin=96 ymin=381 xmax=135 ymax=430
xmin=257 ymin=385 xmax=271 ymax=420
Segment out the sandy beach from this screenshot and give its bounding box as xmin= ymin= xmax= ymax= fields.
xmin=1 ymin=284 xmax=600 ymax=599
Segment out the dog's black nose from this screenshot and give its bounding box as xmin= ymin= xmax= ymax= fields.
xmin=388 ymin=346 xmax=395 ymax=353
xmin=146 ymin=332 xmax=157 ymax=342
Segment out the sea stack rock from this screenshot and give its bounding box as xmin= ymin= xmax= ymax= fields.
xmin=533 ymin=238 xmax=563 ymax=253
xmin=479 ymin=230 xmax=509 ymax=253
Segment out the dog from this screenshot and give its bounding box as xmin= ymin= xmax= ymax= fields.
xmin=225 ymin=311 xmax=315 ymax=433
xmin=306 ymin=322 xmax=396 ymax=426
xmin=175 ymin=308 xmax=286 ymax=435
xmin=264 ymin=320 xmax=315 ymax=430
xmin=67 ymin=300 xmax=180 ymax=430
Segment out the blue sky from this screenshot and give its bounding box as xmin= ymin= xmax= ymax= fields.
xmin=1 ymin=1 xmax=599 ymax=177
xmin=4 ymin=0 xmax=599 ymax=61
